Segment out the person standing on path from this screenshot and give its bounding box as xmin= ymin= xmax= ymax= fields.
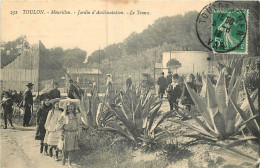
xmin=35 ymin=96 xmax=52 ymax=155
xmin=45 ymin=98 xmax=63 ymax=160
xmin=1 ymin=92 xmax=14 ymax=129
xmin=23 ymin=83 xmax=34 ymax=126
xmin=126 ymin=75 xmax=132 ymax=91
xmin=157 ymin=72 xmax=167 ymax=99
xmin=166 ymin=74 xmax=182 ymax=111
xmin=56 ymin=101 xmax=83 ymax=167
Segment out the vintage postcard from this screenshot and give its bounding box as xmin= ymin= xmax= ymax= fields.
xmin=1 ymin=0 xmax=259 ymax=168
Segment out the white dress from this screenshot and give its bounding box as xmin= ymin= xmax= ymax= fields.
xmin=44 ymin=109 xmax=62 ymax=146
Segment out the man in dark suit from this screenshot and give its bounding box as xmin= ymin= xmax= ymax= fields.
xmin=23 ymin=82 xmax=34 ymax=126
xmin=49 ymin=82 xmax=60 ymax=99
xmin=157 ymin=72 xmax=167 ymax=99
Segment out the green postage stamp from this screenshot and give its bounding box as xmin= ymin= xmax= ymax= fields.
xmin=211 ymin=9 xmax=248 ymax=54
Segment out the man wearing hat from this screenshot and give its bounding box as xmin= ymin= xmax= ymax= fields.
xmin=23 ymin=82 xmax=34 ymax=126
xmin=49 ymin=82 xmax=61 ymax=99
xmin=157 ymin=72 xmax=167 ymax=99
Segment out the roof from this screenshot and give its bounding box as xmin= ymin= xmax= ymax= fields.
xmin=67 ymin=68 xmax=102 ymax=75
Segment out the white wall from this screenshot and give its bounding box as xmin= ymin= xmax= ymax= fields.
xmin=162 ymin=51 xmax=209 ymax=74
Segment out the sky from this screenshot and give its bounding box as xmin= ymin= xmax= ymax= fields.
xmin=1 ymin=0 xmax=212 ymax=57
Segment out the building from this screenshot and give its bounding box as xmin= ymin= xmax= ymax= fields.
xmin=162 ymin=51 xmax=216 ymax=74
xmin=65 ymin=68 xmax=102 ymax=93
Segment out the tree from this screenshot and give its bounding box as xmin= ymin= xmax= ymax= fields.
xmin=1 ymin=35 xmax=29 ymax=68
xmin=167 ymin=59 xmax=182 ymax=70
xmin=63 ymin=48 xmax=87 ymax=68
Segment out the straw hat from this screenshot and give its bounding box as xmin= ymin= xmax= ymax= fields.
xmin=59 ymin=98 xmax=80 ymax=109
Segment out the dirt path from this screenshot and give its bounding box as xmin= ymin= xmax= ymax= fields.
xmin=1 ymin=125 xmax=75 ymax=168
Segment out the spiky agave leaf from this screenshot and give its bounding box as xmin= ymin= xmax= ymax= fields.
xmin=147 ymin=100 xmax=162 ymax=131
xmin=214 ymin=147 xmax=257 ymax=164
xmin=175 ymin=106 xmax=219 ymax=138
xmin=215 ymin=72 xmax=228 ymax=120
xmin=102 ymin=121 xmax=135 ymax=142
xmin=205 ymin=76 xmax=218 ymax=132
xmin=185 ymin=82 xmax=215 ymax=131
xmin=79 ymin=93 xmax=90 ymax=125
xmin=172 ymin=119 xmax=218 ymax=139
xmin=150 ymin=110 xmax=175 ymax=133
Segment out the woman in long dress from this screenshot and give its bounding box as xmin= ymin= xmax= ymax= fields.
xmin=45 ymin=98 xmax=63 ymax=160
xmin=56 ymin=101 xmax=82 ymax=167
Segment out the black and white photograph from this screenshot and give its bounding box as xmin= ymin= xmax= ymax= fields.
xmin=0 ymin=0 xmax=259 ymax=168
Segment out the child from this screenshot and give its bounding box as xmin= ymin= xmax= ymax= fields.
xmin=56 ymin=101 xmax=83 ymax=167
xmin=35 ymin=96 xmax=52 ymax=154
xmin=1 ymin=92 xmax=14 ymax=129
xmin=45 ymin=98 xmax=63 ymax=160
xmin=166 ymin=74 xmax=182 ymax=111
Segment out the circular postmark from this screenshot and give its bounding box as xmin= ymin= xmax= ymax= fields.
xmin=196 ymin=1 xmax=247 ymax=53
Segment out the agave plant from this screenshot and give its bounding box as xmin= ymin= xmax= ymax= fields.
xmin=217 ymin=84 xmax=259 ymax=163
xmin=101 ymin=89 xmax=174 ymax=148
xmin=78 ymin=87 xmax=101 ymax=128
xmin=173 ymin=71 xmax=249 ymax=141
xmin=216 ymin=57 xmax=244 ymax=77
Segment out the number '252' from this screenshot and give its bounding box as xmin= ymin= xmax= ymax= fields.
xmin=10 ymin=11 xmax=18 ymax=15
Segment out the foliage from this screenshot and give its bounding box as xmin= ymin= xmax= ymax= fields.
xmin=101 ymin=88 xmax=174 ymax=150
xmin=215 ymin=57 xmax=244 ymax=78
xmin=86 ymin=11 xmax=207 ymax=75
xmin=1 ymin=36 xmax=29 ymax=68
xmin=141 ymin=73 xmax=155 ymax=95
xmin=224 ymin=84 xmax=259 ymax=149
xmin=78 ymin=87 xmax=101 ymax=128
xmin=166 ymin=59 xmax=181 ymax=70
xmin=173 ymin=71 xmax=252 ymax=141
xmin=244 ymin=58 xmax=260 ymax=94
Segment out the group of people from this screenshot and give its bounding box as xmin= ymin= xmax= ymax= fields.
xmin=36 ymin=80 xmax=85 ymax=167
xmin=157 ymin=70 xmax=199 ymax=114
xmin=1 ymin=80 xmax=85 ymax=167
xmin=35 ymin=95 xmax=83 ymax=167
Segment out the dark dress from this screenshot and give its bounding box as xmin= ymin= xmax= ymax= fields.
xmin=23 ymin=89 xmax=33 ymax=126
xmin=35 ymin=104 xmax=52 ymax=140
